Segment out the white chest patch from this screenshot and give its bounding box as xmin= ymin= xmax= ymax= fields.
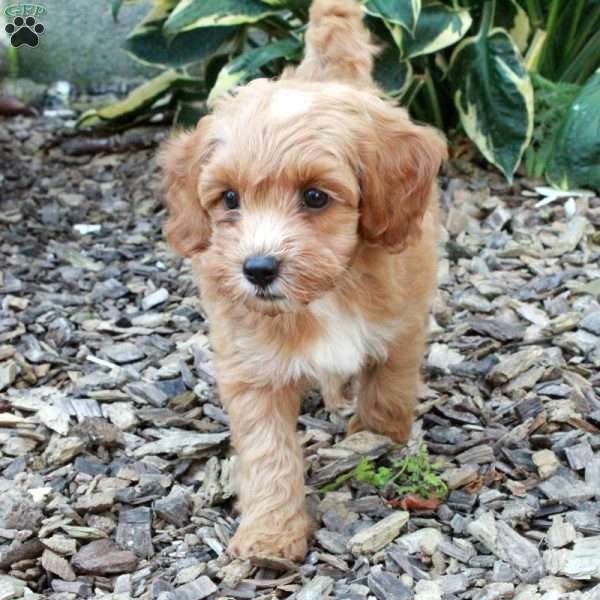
xmin=302 ymin=294 xmax=393 ymax=378
xmin=269 ymin=89 xmax=314 ymax=121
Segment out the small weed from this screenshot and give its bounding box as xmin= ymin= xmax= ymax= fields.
xmin=320 ymin=445 xmax=448 ymax=500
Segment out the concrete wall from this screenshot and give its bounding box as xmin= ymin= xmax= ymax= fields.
xmin=1 ymin=0 xmax=159 ymax=86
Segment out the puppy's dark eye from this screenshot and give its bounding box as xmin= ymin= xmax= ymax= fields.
xmin=223 ymin=190 xmax=240 ymax=210
xmin=302 ymin=188 xmax=329 ymax=210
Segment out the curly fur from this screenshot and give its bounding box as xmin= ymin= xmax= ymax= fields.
xmin=160 ymin=0 xmax=447 ymax=560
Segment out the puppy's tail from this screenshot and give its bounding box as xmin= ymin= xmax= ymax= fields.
xmin=295 ymin=0 xmax=378 ymax=84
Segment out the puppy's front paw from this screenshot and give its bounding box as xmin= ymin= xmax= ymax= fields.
xmin=227 ymin=514 xmax=310 ymax=561
xmin=228 ymin=531 xmax=308 ymax=561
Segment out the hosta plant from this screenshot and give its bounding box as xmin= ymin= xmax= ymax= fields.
xmin=83 ymin=0 xmax=600 ymax=189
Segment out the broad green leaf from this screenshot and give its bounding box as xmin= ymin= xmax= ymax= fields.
xmin=164 ymin=0 xmax=275 ymax=35
xmin=94 ymin=70 xmax=183 ymax=122
xmin=364 ymin=0 xmax=421 ymax=33
xmin=125 ymin=19 xmax=236 ymax=68
xmin=546 ymin=69 xmax=600 ymax=189
xmin=208 ymin=37 xmax=303 ymax=104
xmin=366 ymin=14 xmax=412 ymax=95
xmin=398 ymin=2 xmax=472 ymax=58
xmin=373 ymin=43 xmax=412 ymax=97
xmin=449 ymin=27 xmax=533 ymax=180
xmin=495 ymin=0 xmax=530 ymax=53
xmin=139 ymin=0 xmax=182 ymax=23
xmin=524 ymin=73 xmax=580 ymax=178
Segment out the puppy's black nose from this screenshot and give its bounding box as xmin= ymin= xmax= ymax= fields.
xmin=243 ymin=255 xmax=280 ymax=288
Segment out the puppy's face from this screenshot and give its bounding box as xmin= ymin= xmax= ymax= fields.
xmin=162 ymin=79 xmax=445 ymax=314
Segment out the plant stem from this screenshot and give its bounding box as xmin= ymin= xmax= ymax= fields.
xmin=557 ymin=0 xmax=586 ymax=75
xmin=569 ymin=5 xmax=600 ymax=58
xmin=402 ymin=76 xmax=426 ymax=108
xmin=561 ymin=27 xmax=600 ymax=84
xmin=478 ymin=0 xmax=495 ymax=38
xmin=565 ymin=0 xmax=585 ymax=56
xmin=538 ymin=0 xmax=562 ymax=76
xmin=232 ymin=26 xmax=248 ymax=57
xmin=545 ymin=0 xmax=562 ymax=34
xmin=524 ymin=0 xmax=543 ymax=28
xmin=525 ymin=29 xmax=547 ymax=72
xmin=425 ymin=68 xmax=444 ymax=131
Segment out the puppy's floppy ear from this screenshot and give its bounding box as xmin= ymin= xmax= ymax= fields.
xmin=159 ymin=119 xmax=213 ymax=256
xmin=358 ymin=99 xmax=447 ymax=252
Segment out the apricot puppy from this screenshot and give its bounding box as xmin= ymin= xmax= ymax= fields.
xmin=161 ymin=0 xmax=446 ymax=560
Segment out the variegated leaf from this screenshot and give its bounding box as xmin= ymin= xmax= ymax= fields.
xmin=397 ymin=2 xmax=472 ymax=58
xmin=373 ymin=43 xmax=412 ymax=97
xmin=79 ymin=70 xmax=186 ymax=125
xmin=449 ymin=27 xmax=533 ymax=181
xmin=140 ymin=0 xmax=180 ymax=23
xmin=547 ymin=69 xmax=600 ymax=189
xmin=208 ymin=37 xmax=303 ymax=105
xmin=125 ymin=19 xmax=235 ymax=68
xmin=495 ymin=0 xmax=530 ymax=53
xmin=164 ymin=0 xmax=275 ymax=35
xmin=364 ymin=0 xmax=421 ymax=33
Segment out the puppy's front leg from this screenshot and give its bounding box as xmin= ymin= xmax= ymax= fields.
xmin=223 ymin=381 xmax=311 ymax=560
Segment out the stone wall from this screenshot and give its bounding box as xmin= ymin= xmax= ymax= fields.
xmin=1 ymin=0 xmax=158 ymax=86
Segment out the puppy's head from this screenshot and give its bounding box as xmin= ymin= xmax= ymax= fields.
xmin=161 ymin=79 xmax=445 ymax=314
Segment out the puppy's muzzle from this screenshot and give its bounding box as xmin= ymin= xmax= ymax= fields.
xmin=243 ymin=255 xmax=280 ymax=288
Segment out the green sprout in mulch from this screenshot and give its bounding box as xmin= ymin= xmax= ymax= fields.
xmin=320 ymin=444 xmax=448 ymax=502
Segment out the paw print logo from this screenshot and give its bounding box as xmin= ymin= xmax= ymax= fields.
xmin=5 ymin=16 xmax=45 ymax=48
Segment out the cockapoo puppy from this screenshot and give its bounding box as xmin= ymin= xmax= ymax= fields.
xmin=161 ymin=0 xmax=446 ymax=560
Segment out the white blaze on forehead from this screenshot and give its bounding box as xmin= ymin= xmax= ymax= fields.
xmin=269 ymin=89 xmax=314 ymax=121
xmin=242 ymin=210 xmax=289 ymax=255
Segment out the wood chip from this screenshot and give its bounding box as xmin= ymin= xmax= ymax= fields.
xmin=348 ymin=512 xmax=409 ymax=555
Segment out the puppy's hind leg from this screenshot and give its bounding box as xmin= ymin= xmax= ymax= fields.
xmin=320 ymin=373 xmax=355 ymax=414
xmin=348 ymin=328 xmax=426 ymax=444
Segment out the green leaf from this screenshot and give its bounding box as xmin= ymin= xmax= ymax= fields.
xmin=546 ymin=69 xmax=600 ymax=189
xmin=91 ymin=70 xmax=184 ymax=123
xmin=373 ymin=43 xmax=412 ymax=97
xmin=174 ymin=100 xmax=208 ymax=128
xmin=208 ymin=36 xmax=303 ymax=104
xmin=525 ymin=72 xmax=580 ymax=178
xmin=125 ymin=19 xmax=236 ymax=68
xmin=495 ymin=0 xmax=530 ymax=53
xmin=398 ymin=2 xmax=472 ymax=58
xmin=354 ymin=458 xmax=376 ymax=482
xmin=164 ymin=0 xmax=276 ymax=34
xmin=364 ymin=0 xmax=421 ymax=33
xmin=449 ymin=5 xmax=533 ymax=181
